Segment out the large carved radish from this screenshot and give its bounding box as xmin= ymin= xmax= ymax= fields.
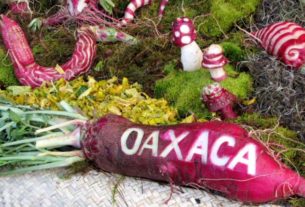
xmin=81 ymin=114 xmax=305 ymax=203
xmin=120 ymin=0 xmax=170 ymax=26
xmin=2 ymin=110 xmax=305 ymax=204
xmin=0 ymin=15 xmax=97 ymax=88
xmin=252 ymin=22 xmax=305 ymax=69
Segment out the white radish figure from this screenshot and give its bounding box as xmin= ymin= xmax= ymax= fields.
xmin=202 ymin=44 xmax=228 ymax=82
xmin=172 ymin=17 xmax=203 ymax=72
xmin=120 ymin=0 xmax=169 ymax=26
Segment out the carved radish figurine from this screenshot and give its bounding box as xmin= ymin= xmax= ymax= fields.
xmin=2 ymin=110 xmax=305 ymax=204
xmin=29 ymin=0 xmax=120 ymax=30
xmin=202 ymin=44 xmax=228 ymax=82
xmin=172 ymin=17 xmax=203 ymax=72
xmin=120 ymin=0 xmax=169 ymax=26
xmin=252 ymin=22 xmax=305 ymax=69
xmin=0 ymin=15 xmax=97 ymax=88
xmin=5 ymin=0 xmax=32 ymax=15
xmin=0 ymin=15 xmax=138 ymax=88
xmin=202 ymin=82 xmax=237 ymax=119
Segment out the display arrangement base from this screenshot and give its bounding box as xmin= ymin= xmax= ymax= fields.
xmin=0 ymin=169 xmax=280 ymax=207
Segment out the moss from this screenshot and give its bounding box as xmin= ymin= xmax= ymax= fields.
xmin=32 ymin=27 xmax=75 ymax=67
xmin=221 ymin=42 xmax=245 ymax=63
xmin=235 ymin=113 xmax=305 ymax=173
xmin=155 ymin=63 xmax=252 ymax=118
xmin=289 ymin=198 xmax=305 ymax=207
xmin=199 ymin=0 xmax=261 ymax=37
xmin=90 ymin=33 xmax=179 ymax=95
xmin=0 ymin=48 xmax=19 ymax=88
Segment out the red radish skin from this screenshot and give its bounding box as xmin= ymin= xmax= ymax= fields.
xmin=82 ymin=114 xmax=305 ymax=204
xmin=252 ymin=22 xmax=305 ymax=69
xmin=0 ymin=15 xmax=97 ymax=87
xmin=202 ymin=83 xmax=237 ymax=120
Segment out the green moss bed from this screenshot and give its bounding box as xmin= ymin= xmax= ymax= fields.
xmin=155 ymin=63 xmax=252 ymax=118
xmin=0 ymin=0 xmax=305 ymax=205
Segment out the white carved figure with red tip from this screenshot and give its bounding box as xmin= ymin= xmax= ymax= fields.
xmin=202 ymin=44 xmax=228 ymax=82
xmin=172 ymin=17 xmax=203 ymax=72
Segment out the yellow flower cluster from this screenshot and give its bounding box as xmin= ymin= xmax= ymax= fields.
xmin=0 ymin=77 xmax=178 ymax=125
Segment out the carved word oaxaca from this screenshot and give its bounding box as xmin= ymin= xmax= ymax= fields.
xmin=120 ymin=128 xmax=257 ymax=176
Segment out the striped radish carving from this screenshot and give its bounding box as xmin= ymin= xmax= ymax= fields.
xmin=158 ymin=0 xmax=169 ymax=18
xmin=0 ymin=15 xmax=97 ymax=88
xmin=120 ymin=0 xmax=169 ymax=26
xmin=252 ymin=22 xmax=305 ymax=69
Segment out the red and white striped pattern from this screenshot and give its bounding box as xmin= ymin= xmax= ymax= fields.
xmin=202 ymin=44 xmax=228 ymax=82
xmin=0 ymin=15 xmax=97 ymax=88
xmin=120 ymin=0 xmax=169 ymax=26
xmin=252 ymin=22 xmax=305 ymax=69
xmin=121 ymin=0 xmax=152 ymax=25
xmin=158 ymin=0 xmax=169 ymax=18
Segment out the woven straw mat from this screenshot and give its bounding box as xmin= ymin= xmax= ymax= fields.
xmin=0 ymin=169 xmax=281 ymax=207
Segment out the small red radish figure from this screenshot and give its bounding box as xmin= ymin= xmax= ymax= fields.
xmin=6 ymin=0 xmax=32 ymax=15
xmin=120 ymin=0 xmax=169 ymax=26
xmin=252 ymin=22 xmax=305 ymax=69
xmin=172 ymin=17 xmax=203 ymax=72
xmin=202 ymin=82 xmax=237 ymax=119
xmin=202 ymin=44 xmax=228 ymax=82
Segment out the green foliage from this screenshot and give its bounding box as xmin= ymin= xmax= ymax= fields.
xmin=32 ymin=28 xmax=74 ymax=67
xmin=99 ymin=0 xmax=115 ymax=14
xmin=155 ymin=63 xmax=252 ymax=118
xmin=221 ymin=42 xmax=245 ymax=63
xmin=199 ymin=0 xmax=261 ymax=37
xmin=289 ymin=198 xmax=305 ymax=207
xmin=0 ymin=48 xmax=19 ymax=87
xmin=93 ymin=35 xmax=178 ymax=94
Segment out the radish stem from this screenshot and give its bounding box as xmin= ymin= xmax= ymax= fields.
xmin=0 ymin=156 xmax=85 ymax=176
xmin=23 ymin=110 xmax=87 ymax=120
xmin=38 ymin=150 xmax=83 ymax=157
xmin=35 ymin=128 xmax=81 ymax=149
xmin=1 ymin=132 xmax=64 ymax=147
xmin=35 ymin=119 xmax=86 ymax=135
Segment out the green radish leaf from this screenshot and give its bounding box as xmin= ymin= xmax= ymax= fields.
xmin=75 ymin=85 xmax=89 ymax=97
xmin=99 ymin=0 xmax=115 ymax=14
xmin=8 ymin=110 xmax=21 ymax=123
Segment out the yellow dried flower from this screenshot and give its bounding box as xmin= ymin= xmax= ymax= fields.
xmin=0 ymin=77 xmax=178 ymax=125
